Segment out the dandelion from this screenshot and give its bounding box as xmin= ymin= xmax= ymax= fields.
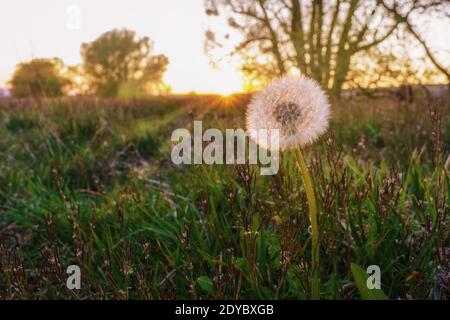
xmin=246 ymin=76 xmax=330 ymax=151
xmin=246 ymin=76 xmax=330 ymax=300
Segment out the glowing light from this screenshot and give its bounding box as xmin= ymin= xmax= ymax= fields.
xmin=0 ymin=0 xmax=245 ymax=95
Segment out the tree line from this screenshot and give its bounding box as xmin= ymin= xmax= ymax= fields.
xmin=205 ymin=0 xmax=449 ymax=97
xmin=9 ymin=29 xmax=169 ymax=98
xmin=8 ymin=1 xmax=450 ymax=99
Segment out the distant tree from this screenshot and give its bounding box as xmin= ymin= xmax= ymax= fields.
xmin=81 ymin=29 xmax=169 ymax=97
xmin=9 ymin=58 xmax=68 ymax=98
xmin=205 ymin=0 xmax=449 ymax=96
xmin=61 ymin=64 xmax=91 ymax=96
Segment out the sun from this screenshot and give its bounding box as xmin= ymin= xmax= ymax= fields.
xmin=216 ymin=88 xmax=237 ymax=96
xmin=167 ymin=68 xmax=243 ymax=95
xmin=207 ymin=76 xmax=242 ymax=96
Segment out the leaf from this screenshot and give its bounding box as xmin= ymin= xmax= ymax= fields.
xmin=350 ymin=263 xmax=388 ymax=300
xmin=235 ymin=257 xmax=251 ymax=276
xmin=365 ymin=215 xmax=378 ymax=261
xmin=344 ymin=156 xmax=365 ymax=180
xmin=257 ymin=230 xmax=267 ymax=274
xmin=197 ymin=276 xmax=213 ymax=295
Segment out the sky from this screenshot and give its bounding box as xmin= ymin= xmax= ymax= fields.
xmin=0 ymin=0 xmax=243 ymax=94
xmin=0 ymin=1 xmax=448 ymax=94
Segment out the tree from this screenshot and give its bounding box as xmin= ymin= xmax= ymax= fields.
xmin=81 ymin=29 xmax=169 ymax=97
xmin=205 ymin=0 xmax=449 ymax=96
xmin=9 ymin=58 xmax=68 ymax=98
xmin=347 ymin=30 xmax=448 ymax=92
xmin=381 ymin=1 xmax=450 ymax=91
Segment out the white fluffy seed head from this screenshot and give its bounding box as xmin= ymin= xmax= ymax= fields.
xmin=246 ymin=76 xmax=330 ymax=151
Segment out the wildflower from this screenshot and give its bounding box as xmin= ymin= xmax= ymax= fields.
xmin=246 ymin=76 xmax=330 ymax=300
xmin=246 ymin=76 xmax=330 ymax=151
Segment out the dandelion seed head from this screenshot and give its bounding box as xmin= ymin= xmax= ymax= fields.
xmin=246 ymin=76 xmax=330 ymax=150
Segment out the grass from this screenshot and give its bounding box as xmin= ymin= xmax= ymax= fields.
xmin=0 ymin=93 xmax=448 ymax=299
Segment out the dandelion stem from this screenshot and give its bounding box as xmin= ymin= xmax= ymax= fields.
xmin=294 ymin=149 xmax=320 ymax=300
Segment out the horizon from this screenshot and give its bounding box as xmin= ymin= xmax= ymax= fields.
xmin=0 ymin=0 xmax=244 ymax=95
xmin=1 ymin=0 xmax=449 ymax=95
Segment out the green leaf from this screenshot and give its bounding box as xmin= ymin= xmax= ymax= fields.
xmin=350 ymin=263 xmax=388 ymax=300
xmin=365 ymin=215 xmax=378 ymax=261
xmin=344 ymin=156 xmax=365 ymax=180
xmin=197 ymin=276 xmax=213 ymax=295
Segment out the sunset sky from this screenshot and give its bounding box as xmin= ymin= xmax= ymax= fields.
xmin=0 ymin=0 xmax=243 ymax=94
xmin=0 ymin=0 xmax=448 ymax=94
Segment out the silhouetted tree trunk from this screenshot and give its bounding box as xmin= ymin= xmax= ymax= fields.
xmin=206 ymin=0 xmax=448 ymax=97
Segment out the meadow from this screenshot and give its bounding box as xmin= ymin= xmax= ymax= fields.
xmin=0 ymin=92 xmax=448 ymax=299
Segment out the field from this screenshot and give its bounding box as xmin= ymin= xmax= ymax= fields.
xmin=0 ymin=93 xmax=448 ymax=299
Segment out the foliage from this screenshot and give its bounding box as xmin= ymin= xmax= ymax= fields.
xmin=9 ymin=58 xmax=69 ymax=98
xmin=350 ymin=263 xmax=388 ymax=300
xmin=0 ymin=94 xmax=448 ymax=299
xmin=81 ymin=29 xmax=169 ymax=97
xmin=205 ymin=0 xmax=449 ymax=96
